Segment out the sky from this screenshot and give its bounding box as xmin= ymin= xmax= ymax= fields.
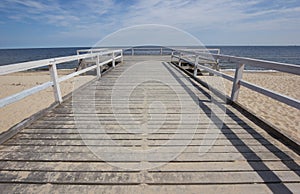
xmin=0 ymin=0 xmax=299 ymax=48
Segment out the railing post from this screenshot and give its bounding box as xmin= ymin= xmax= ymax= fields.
xmin=216 ymin=49 xmax=220 ymax=72
xmin=76 ymin=50 xmax=80 ymax=63
xmin=160 ymin=48 xmax=163 ymax=55
xmin=49 ymin=62 xmax=62 ymax=103
xmin=112 ymin=51 xmax=115 ymax=68
xmin=231 ymin=64 xmax=245 ymax=102
xmin=96 ymin=55 xmax=101 ymax=78
xmin=121 ymin=50 xmax=123 ymax=63
xmin=132 ymin=48 xmax=134 ymax=56
xmin=171 ymin=51 xmax=174 ymax=61
xmin=194 ymin=56 xmax=199 ymax=77
xmin=179 ymin=52 xmax=182 ymax=66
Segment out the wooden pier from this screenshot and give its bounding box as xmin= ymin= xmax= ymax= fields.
xmin=0 ymin=51 xmax=299 ymax=193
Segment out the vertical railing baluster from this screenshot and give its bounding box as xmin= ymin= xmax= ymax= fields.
xmin=121 ymin=50 xmax=123 ymax=63
xmin=231 ymin=63 xmax=245 ymax=102
xmin=96 ymin=55 xmax=101 ymax=78
xmin=179 ymin=52 xmax=182 ymax=66
xmin=49 ymin=62 xmax=62 ymax=103
xmin=112 ymin=51 xmax=115 ymax=68
xmin=194 ymin=56 xmax=199 ymax=77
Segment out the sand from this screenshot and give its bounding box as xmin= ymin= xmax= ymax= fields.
xmin=0 ymin=70 xmax=94 ymax=133
xmin=201 ymin=71 xmax=300 ymax=144
xmin=0 ymin=70 xmax=299 ymax=144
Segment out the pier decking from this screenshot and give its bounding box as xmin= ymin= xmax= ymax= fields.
xmin=0 ymin=55 xmax=299 ymax=193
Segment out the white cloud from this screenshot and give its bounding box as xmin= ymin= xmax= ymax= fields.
xmin=1 ymin=0 xmax=300 ymax=45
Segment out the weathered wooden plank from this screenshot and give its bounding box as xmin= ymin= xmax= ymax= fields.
xmin=148 ymin=171 xmax=300 ymax=184
xmin=28 ymin=123 xmax=252 ymax=129
xmin=0 ymin=151 xmax=297 ymax=162
xmin=32 ymin=120 xmax=255 ymax=126
xmin=19 ymin=128 xmax=259 ymax=134
xmin=11 ymin=132 xmax=266 ymax=140
xmin=0 ymin=145 xmax=297 ymax=157
xmin=1 ymin=183 xmax=299 ymax=194
xmin=0 ymin=170 xmax=298 ymax=184
xmin=0 ymin=161 xmax=298 ymax=172
xmin=4 ymin=138 xmax=275 ymax=147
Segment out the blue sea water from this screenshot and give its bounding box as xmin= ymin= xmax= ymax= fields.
xmin=0 ymin=46 xmax=299 ymax=70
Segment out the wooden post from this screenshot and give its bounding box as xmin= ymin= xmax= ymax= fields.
xmin=160 ymin=48 xmax=163 ymax=55
xmin=171 ymin=51 xmax=174 ymax=61
xmin=49 ymin=62 xmax=62 ymax=103
xmin=112 ymin=51 xmax=115 ymax=68
xmin=231 ymin=64 xmax=245 ymax=102
xmin=96 ymin=55 xmax=101 ymax=78
xmin=76 ymin=50 xmax=80 ymax=63
xmin=132 ymin=48 xmax=134 ymax=56
xmin=121 ymin=50 xmax=123 ymax=63
xmin=179 ymin=52 xmax=182 ymax=66
xmin=194 ymin=56 xmax=199 ymax=77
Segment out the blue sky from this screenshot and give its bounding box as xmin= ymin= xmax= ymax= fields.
xmin=0 ymin=0 xmax=299 ymax=48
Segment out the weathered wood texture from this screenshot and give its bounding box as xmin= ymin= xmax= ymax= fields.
xmin=0 ymin=56 xmax=299 ymax=193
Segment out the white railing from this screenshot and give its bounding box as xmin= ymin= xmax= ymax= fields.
xmin=0 ymin=49 xmax=122 ymax=108
xmin=127 ymin=47 xmax=220 ymax=56
xmin=172 ymin=50 xmax=300 ymax=110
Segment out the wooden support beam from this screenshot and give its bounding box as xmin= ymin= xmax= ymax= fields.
xmin=179 ymin=53 xmax=182 ymax=67
xmin=231 ymin=64 xmax=245 ymax=102
xmin=194 ymin=56 xmax=199 ymax=77
xmin=121 ymin=50 xmax=123 ymax=63
xmin=96 ymin=55 xmax=101 ymax=78
xmin=112 ymin=52 xmax=115 ymax=68
xmin=49 ymin=63 xmax=62 ymax=103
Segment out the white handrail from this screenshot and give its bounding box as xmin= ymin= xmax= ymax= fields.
xmin=172 ymin=51 xmax=300 ymax=110
xmin=0 ymin=50 xmax=123 ymax=108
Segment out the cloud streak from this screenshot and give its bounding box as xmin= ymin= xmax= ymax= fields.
xmin=0 ymin=0 xmax=299 ymax=46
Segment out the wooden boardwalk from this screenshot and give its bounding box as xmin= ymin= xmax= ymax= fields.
xmin=0 ymin=56 xmax=299 ymax=193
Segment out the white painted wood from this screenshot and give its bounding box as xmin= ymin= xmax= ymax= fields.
xmin=0 ymin=54 xmax=93 ymax=75
xmin=77 ymin=48 xmax=107 ymax=53
xmin=174 ymin=52 xmax=300 ymax=109
xmin=0 ymin=50 xmax=120 ymax=108
xmin=196 ymin=63 xmax=234 ymax=81
xmin=121 ymin=50 xmax=123 ymax=63
xmin=179 ymin=53 xmax=182 ymax=67
xmin=0 ymin=82 xmax=52 ymax=108
xmin=231 ymin=64 xmax=245 ymax=102
xmin=0 ymin=50 xmax=122 ymax=76
xmin=240 ymin=80 xmax=300 ymax=109
xmin=194 ymin=56 xmax=199 ymax=77
xmin=209 ymin=53 xmax=300 ymax=75
xmin=49 ymin=63 xmax=62 ymax=103
xmin=58 ymin=58 xmax=113 ymax=83
xmin=112 ymin=52 xmax=115 ymax=68
xmin=96 ymin=55 xmax=101 ymax=78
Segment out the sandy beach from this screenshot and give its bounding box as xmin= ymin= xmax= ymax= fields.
xmin=0 ymin=70 xmax=94 ymax=133
xmin=0 ymin=70 xmax=299 ymax=144
xmin=201 ymin=71 xmax=300 ymax=143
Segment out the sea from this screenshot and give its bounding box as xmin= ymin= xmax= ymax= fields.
xmin=0 ymin=46 xmax=299 ymax=71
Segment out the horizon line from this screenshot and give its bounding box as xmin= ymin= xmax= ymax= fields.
xmin=0 ymin=44 xmax=299 ymax=50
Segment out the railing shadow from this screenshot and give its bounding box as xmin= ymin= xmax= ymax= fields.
xmin=162 ymin=61 xmax=299 ymax=193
